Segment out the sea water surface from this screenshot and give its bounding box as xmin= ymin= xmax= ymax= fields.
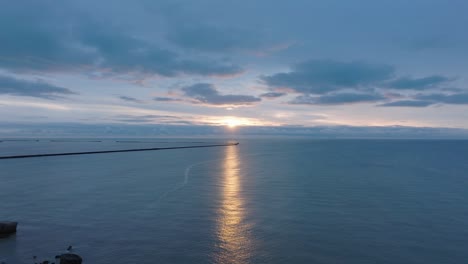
xmin=1 ymin=139 xmax=468 ymax=263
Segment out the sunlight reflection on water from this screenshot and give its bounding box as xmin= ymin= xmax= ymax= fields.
xmin=214 ymin=145 xmax=252 ymax=264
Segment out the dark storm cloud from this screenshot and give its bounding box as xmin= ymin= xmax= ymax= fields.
xmin=182 ymin=83 xmax=261 ymax=105
xmin=262 ymin=60 xmax=395 ymax=94
xmin=0 ymin=75 xmax=76 ymax=99
xmin=290 ymin=93 xmax=385 ymax=105
xmin=0 ymin=2 xmax=242 ymax=77
xmin=118 ymin=96 xmax=143 ymax=103
xmin=387 ymin=75 xmax=451 ymax=90
xmin=259 ymin=92 xmax=287 ymax=99
xmin=415 ymin=93 xmax=468 ymax=105
xmin=378 ymin=100 xmax=435 ymax=107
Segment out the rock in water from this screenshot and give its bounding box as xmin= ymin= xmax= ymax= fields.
xmin=0 ymin=222 xmax=17 ymax=236
xmin=59 ymin=254 xmax=82 ymax=264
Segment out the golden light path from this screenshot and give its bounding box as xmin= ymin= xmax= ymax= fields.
xmin=214 ymin=145 xmax=252 ymax=264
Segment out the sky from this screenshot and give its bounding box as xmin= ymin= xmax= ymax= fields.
xmin=1 ymin=0 xmax=468 ymax=137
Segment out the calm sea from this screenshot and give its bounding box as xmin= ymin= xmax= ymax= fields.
xmin=1 ymin=139 xmax=468 ymax=264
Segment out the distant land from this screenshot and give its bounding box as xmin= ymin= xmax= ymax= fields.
xmin=1 ymin=122 xmax=468 ymax=139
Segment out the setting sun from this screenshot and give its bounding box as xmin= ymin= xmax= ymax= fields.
xmin=204 ymin=116 xmax=278 ymax=128
xmin=224 ymin=118 xmax=242 ymax=128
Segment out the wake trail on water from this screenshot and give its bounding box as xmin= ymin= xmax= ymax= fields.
xmin=147 ymin=149 xmax=296 ymax=209
xmin=147 ymin=159 xmax=222 ymax=208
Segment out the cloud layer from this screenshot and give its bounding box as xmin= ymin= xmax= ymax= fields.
xmin=0 ymin=2 xmax=242 ymax=77
xmin=0 ymin=75 xmax=75 ymax=99
xmin=118 ymin=96 xmax=143 ymax=103
xmin=387 ymin=76 xmax=451 ymax=90
xmin=378 ymin=100 xmax=435 ymax=107
xmin=262 ymin=59 xmax=462 ymax=108
xmin=182 ymin=83 xmax=261 ymax=105
xmin=1 ymin=0 xmax=468 ymax=131
xmin=291 ymin=93 xmax=385 ymax=105
xmin=262 ymin=60 xmax=395 ymax=94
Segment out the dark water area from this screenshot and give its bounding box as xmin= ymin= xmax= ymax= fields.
xmin=1 ymin=139 xmax=468 ymax=263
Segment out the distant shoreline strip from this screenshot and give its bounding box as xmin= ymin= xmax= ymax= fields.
xmin=0 ymin=143 xmax=239 ymax=160
xmin=115 ymin=141 xmax=207 ymax=143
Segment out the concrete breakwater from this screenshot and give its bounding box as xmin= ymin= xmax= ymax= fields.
xmin=0 ymin=142 xmax=239 ymax=160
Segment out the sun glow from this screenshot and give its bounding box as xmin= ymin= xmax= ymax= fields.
xmin=206 ymin=116 xmax=278 ymax=128
xmin=224 ymin=118 xmax=243 ymax=128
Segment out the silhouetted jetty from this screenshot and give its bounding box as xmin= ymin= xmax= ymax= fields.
xmin=0 ymin=142 xmax=239 ymax=160
xmin=115 ymin=140 xmax=206 ymax=143
xmin=50 ymin=140 xmax=102 ymax=143
xmin=0 ymin=222 xmax=17 ymax=236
